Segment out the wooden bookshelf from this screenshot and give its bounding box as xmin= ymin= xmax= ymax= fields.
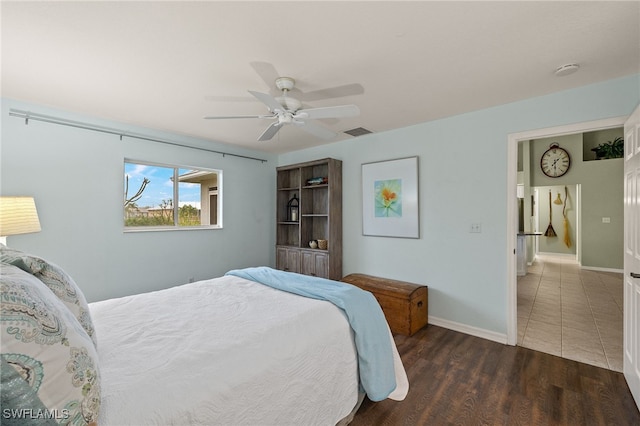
xmin=275 ymin=158 xmax=342 ymax=280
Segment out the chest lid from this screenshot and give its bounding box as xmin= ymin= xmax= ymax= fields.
xmin=342 ymin=273 xmax=426 ymax=298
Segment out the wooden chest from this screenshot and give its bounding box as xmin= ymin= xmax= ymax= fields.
xmin=341 ymin=273 xmax=428 ymax=336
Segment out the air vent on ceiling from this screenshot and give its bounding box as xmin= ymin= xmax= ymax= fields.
xmin=344 ymin=127 xmax=372 ymax=137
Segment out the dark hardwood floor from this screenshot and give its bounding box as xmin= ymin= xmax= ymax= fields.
xmin=350 ymin=325 xmax=640 ymax=425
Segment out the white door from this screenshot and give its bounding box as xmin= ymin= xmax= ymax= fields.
xmin=623 ymin=103 xmax=640 ymax=409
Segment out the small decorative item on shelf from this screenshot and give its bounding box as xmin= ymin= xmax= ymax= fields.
xmin=287 ymin=194 xmax=299 ymax=222
xmin=309 ymin=240 xmax=318 ymax=249
xmin=317 ymin=239 xmax=328 ymax=250
xmin=591 ymin=136 xmax=624 ymax=159
xmin=306 ymin=177 xmax=328 ymax=186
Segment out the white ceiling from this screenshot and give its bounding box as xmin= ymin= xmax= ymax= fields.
xmin=2 ymin=1 xmax=639 ymax=154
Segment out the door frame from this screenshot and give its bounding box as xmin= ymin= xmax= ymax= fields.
xmin=506 ymin=116 xmax=627 ymax=345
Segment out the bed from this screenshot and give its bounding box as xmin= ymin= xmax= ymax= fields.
xmin=1 ymin=246 xmax=408 ymax=425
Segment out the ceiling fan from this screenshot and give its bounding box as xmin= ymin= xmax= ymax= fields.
xmin=205 ymin=62 xmax=365 ymax=102
xmin=204 ymin=76 xmax=360 ymax=141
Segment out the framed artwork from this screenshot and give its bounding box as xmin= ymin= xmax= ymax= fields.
xmin=362 ymin=156 xmax=419 ymax=238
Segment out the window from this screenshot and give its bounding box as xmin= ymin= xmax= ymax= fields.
xmin=124 ymin=160 xmax=222 ymax=230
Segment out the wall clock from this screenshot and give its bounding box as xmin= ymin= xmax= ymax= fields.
xmin=540 ymin=143 xmax=571 ymax=178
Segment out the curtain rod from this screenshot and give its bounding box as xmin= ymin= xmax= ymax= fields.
xmin=8 ymin=109 xmax=268 ymax=163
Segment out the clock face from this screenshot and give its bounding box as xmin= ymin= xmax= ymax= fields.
xmin=540 ymin=145 xmax=571 ymax=178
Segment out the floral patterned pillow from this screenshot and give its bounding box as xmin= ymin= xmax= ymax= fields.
xmin=0 ymin=245 xmax=96 ymax=347
xmin=0 ymin=263 xmax=101 ymax=425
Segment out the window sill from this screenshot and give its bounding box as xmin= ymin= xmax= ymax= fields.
xmin=124 ymin=225 xmax=222 ymax=233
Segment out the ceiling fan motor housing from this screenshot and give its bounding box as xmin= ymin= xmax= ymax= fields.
xmin=277 ymin=96 xmax=302 ymax=111
xmin=275 ymin=77 xmax=301 ymax=111
xmin=275 ymin=77 xmax=295 ymax=91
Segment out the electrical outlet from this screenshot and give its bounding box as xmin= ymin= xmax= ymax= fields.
xmin=470 ymin=223 xmax=482 ymax=233
xmin=602 ymin=217 xmax=611 ymax=224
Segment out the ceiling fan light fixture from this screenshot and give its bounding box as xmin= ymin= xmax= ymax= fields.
xmin=554 ymin=63 xmax=580 ymax=77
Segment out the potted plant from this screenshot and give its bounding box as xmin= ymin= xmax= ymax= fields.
xmin=591 ymin=136 xmax=624 ymax=159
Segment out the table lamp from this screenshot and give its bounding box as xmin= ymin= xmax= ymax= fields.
xmin=0 ymin=196 xmax=41 ymax=245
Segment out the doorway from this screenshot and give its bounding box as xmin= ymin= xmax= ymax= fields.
xmin=507 ymin=117 xmax=626 ymax=370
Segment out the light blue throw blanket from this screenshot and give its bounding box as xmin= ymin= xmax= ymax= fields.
xmin=225 ymin=267 xmax=397 ymax=401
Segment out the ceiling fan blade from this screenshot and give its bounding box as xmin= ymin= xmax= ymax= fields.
xmin=248 ymin=90 xmax=284 ymax=112
xmin=250 ymin=61 xmax=281 ymax=95
xmin=294 ymin=104 xmax=360 ymax=120
xmin=297 ymin=83 xmax=365 ymax=102
xmin=258 ymin=122 xmax=283 ymax=141
xmin=204 ymin=95 xmax=255 ymax=102
xmin=203 ymin=114 xmax=273 ymax=120
xmin=296 ymin=120 xmax=337 ymax=140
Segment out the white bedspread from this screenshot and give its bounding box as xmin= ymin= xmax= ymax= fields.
xmin=90 ymin=275 xmax=366 ymax=425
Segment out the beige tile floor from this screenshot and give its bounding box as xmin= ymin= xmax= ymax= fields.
xmin=517 ymin=254 xmax=624 ymax=372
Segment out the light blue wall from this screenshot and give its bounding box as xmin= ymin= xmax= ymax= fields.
xmin=279 ymin=74 xmax=640 ymax=335
xmin=1 ymin=99 xmax=277 ymax=302
xmin=3 ymin=74 xmax=638 ymax=334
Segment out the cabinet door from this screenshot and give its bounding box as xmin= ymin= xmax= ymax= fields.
xmin=300 ymin=251 xmax=314 ymax=276
xmin=276 ymin=247 xmax=288 ymax=272
xmin=287 ymin=249 xmax=300 ymax=273
xmin=301 ymin=251 xmax=329 ymax=278
xmin=276 ymin=247 xmax=300 ymax=273
xmin=313 ymin=252 xmax=329 ymax=279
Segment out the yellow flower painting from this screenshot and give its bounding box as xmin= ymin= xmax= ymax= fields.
xmin=363 ymin=157 xmax=418 ymax=238
xmin=374 ymin=179 xmax=402 ymax=217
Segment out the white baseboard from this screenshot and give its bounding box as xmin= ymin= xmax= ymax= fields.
xmin=580 ymin=265 xmax=624 ymax=274
xmin=428 ymin=316 xmax=508 ymax=345
xmin=535 ymin=253 xmax=622 ymax=273
xmin=536 ymin=252 xmax=577 ymax=259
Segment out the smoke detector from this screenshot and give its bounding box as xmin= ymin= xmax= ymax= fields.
xmin=555 ymin=63 xmax=580 ymax=77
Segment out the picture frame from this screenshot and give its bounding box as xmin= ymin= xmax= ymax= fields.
xmin=362 ymin=156 xmax=419 ymax=238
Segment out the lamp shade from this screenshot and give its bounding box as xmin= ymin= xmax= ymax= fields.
xmin=0 ymin=197 xmax=41 ymax=236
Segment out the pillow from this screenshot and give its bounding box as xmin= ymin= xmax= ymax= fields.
xmin=0 ymin=245 xmax=96 ymax=347
xmin=0 ymin=263 xmax=100 ymax=425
